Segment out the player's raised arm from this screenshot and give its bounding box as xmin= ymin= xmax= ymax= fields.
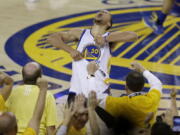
xmin=106 ymin=31 xmax=138 ymax=43
xmin=47 ymin=28 xmax=84 ymax=61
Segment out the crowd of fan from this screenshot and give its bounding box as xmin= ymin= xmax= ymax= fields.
xmin=0 ymin=61 xmax=179 ymax=135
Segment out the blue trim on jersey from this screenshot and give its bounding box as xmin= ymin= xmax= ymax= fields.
xmin=77 ymin=29 xmax=86 ymax=49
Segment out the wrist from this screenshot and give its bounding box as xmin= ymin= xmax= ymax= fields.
xmin=63 ymin=118 xmax=71 ymax=126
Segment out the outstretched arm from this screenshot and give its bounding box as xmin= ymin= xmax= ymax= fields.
xmin=47 ymin=28 xmax=84 ymax=61
xmin=0 ymin=72 xmax=13 ymax=101
xmin=106 ymin=31 xmax=138 ymax=43
xmin=131 ymin=61 xmax=162 ymax=93
xmin=94 ymin=31 xmax=138 ymax=46
xmin=28 ymin=78 xmax=48 ymax=134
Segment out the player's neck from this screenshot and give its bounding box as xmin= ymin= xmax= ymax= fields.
xmin=91 ymin=25 xmax=107 ymax=37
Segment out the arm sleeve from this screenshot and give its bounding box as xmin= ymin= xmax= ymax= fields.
xmin=143 ymin=70 xmax=162 ymax=93
xmin=46 ymin=92 xmax=57 ymax=126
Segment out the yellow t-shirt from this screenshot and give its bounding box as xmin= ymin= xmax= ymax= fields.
xmin=67 ymin=126 xmax=87 ymax=135
xmin=56 ymin=124 xmax=87 ymax=135
xmin=0 ymin=94 xmax=5 ymax=111
xmin=106 ymin=89 xmax=161 ymax=128
xmin=6 ymin=85 xmax=57 ymax=135
xmin=22 ymin=128 xmax=36 ymax=135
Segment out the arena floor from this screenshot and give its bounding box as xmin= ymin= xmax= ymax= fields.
xmin=0 ymin=0 xmax=179 ymax=123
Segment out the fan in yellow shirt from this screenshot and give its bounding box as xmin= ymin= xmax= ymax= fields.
xmin=0 ymin=77 xmax=48 ymax=135
xmin=6 ymin=62 xmax=57 ymax=135
xmin=0 ymin=71 xmax=13 ymax=111
xmin=87 ymin=61 xmax=162 ymax=128
xmin=104 ymin=62 xmax=162 ymax=128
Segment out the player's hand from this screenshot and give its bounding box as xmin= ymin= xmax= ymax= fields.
xmin=88 ymin=91 xmax=98 ymax=110
xmin=87 ymin=61 xmax=99 ymax=75
xmin=70 ymin=49 xmax=83 ymax=61
xmin=47 ymin=33 xmax=62 ymax=48
xmin=37 ymin=78 xmax=48 ymax=90
xmin=131 ymin=61 xmax=145 ymax=73
xmin=94 ymin=35 xmax=106 ymax=46
xmin=0 ymin=72 xmax=13 ymax=86
xmin=170 ymin=88 xmax=177 ymax=98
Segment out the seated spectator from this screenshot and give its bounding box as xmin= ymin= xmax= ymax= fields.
xmin=6 ymin=62 xmax=57 ymax=135
xmin=0 ymin=78 xmax=48 ymax=135
xmin=55 ymin=91 xmax=100 ymax=135
xmin=0 ymin=72 xmax=13 ymax=111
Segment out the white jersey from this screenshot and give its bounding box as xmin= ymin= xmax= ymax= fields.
xmin=69 ymin=29 xmax=111 ymax=97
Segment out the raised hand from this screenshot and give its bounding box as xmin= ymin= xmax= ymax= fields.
xmin=36 ymin=78 xmax=48 ymax=91
xmin=69 ymin=49 xmax=83 ymax=61
xmin=63 ymin=103 xmax=76 ymax=126
xmin=88 ymin=91 xmax=98 ymax=110
xmin=0 ymin=72 xmax=13 ymax=86
xmin=170 ymin=88 xmax=177 ymax=98
xmin=130 ymin=61 xmax=146 ymax=73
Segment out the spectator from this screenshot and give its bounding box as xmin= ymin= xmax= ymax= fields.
xmin=0 ymin=77 xmax=48 ymax=135
xmin=6 ymin=62 xmax=57 ymax=135
xmin=87 ymin=61 xmax=162 ymax=128
xmin=56 ymin=92 xmax=100 ymax=135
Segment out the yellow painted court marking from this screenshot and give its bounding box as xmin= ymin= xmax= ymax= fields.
xmin=144 ymin=29 xmax=180 ymax=61
xmin=131 ymin=24 xmax=175 ymax=60
xmin=110 ymin=57 xmax=180 ymax=76
xmin=158 ymin=44 xmax=180 ymax=63
xmin=170 ymin=55 xmax=180 ymax=65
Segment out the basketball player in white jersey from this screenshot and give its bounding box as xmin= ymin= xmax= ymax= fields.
xmin=48 ymin=10 xmax=138 ymax=102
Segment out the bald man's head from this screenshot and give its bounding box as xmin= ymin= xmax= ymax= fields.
xmin=0 ymin=112 xmax=17 ymax=134
xmin=22 ymin=62 xmax=42 ymax=85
